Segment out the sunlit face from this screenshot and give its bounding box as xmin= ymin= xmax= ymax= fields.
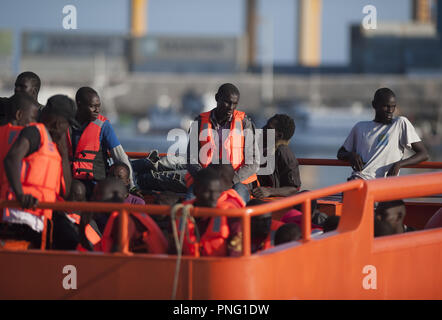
xmin=374 ymin=95 xmax=396 ymax=124
xmin=79 ymin=94 xmax=101 ymax=122
xmin=194 ymin=179 xmax=223 ymax=208
xmin=215 ymin=93 xmax=239 ymax=123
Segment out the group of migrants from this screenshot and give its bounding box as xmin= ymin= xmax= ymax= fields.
xmin=0 ymin=71 xmax=440 ymax=255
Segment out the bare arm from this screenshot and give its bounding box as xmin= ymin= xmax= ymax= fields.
xmin=56 ymin=132 xmax=72 ymax=198
xmin=387 ymin=141 xmax=429 ymax=176
xmin=4 ymin=135 xmax=38 ymax=208
xmin=337 ymin=146 xmax=364 ymax=171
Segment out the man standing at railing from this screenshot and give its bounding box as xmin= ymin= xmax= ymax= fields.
xmin=2 ymin=95 xmax=76 ymax=248
xmin=337 ymin=88 xmax=429 ymax=180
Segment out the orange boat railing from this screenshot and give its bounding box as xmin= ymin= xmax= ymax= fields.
xmin=0 ymin=171 xmax=440 ymax=256
xmin=1 ymin=168 xmax=441 ymax=299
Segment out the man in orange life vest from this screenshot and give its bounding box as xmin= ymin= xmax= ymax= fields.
xmin=2 ymin=95 xmax=76 ymax=248
xmin=90 ymin=177 xmax=167 ymax=254
xmin=186 ymin=83 xmax=259 ymax=201
xmin=0 ymin=93 xmax=40 ymax=201
xmin=178 ymin=167 xmax=244 ymax=257
xmin=70 ymin=87 xmax=135 ymax=198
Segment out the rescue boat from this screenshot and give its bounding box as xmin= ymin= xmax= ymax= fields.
xmin=0 ymin=154 xmax=441 ymax=300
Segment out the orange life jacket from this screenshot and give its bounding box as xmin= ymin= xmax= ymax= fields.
xmin=0 ymin=123 xmax=24 ymax=200
xmin=178 ymin=190 xmax=244 ymax=257
xmin=97 ymin=211 xmax=167 ymax=254
xmin=66 ymin=212 xmax=102 ymax=248
xmin=217 ymin=188 xmax=246 ymax=209
xmin=71 ymin=114 xmax=107 ymax=181
xmin=185 ymin=110 xmax=258 ymax=187
xmin=5 ymin=123 xmax=64 ymax=220
xmin=262 ymin=220 xmax=285 ymax=250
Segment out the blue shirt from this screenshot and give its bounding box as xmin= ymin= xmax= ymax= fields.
xmin=72 ymin=119 xmax=121 ymax=153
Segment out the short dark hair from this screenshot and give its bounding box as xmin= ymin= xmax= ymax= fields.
xmin=217 ymin=83 xmax=240 ymax=98
xmin=274 ymin=223 xmax=301 ymax=245
xmin=16 ymin=71 xmax=41 ymax=93
xmin=323 ymin=215 xmax=340 ymax=233
xmin=269 ymin=114 xmax=295 ymax=140
xmin=193 ymin=167 xmax=220 ymax=188
xmin=373 ymin=88 xmax=395 ymax=106
xmin=8 ymin=92 xmax=38 ymax=119
xmin=75 ymin=87 xmax=99 ymax=105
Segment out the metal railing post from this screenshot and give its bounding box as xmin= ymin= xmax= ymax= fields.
xmin=117 ymin=209 xmax=129 ymax=254
xmin=302 ymin=199 xmax=311 ymax=241
xmin=242 ymin=213 xmax=251 ymax=257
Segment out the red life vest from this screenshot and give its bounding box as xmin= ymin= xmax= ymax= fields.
xmin=71 ymin=114 xmax=107 ymax=180
xmin=217 ymin=188 xmax=246 ymax=209
xmin=0 ymin=123 xmax=24 ymax=200
xmin=185 ymin=110 xmax=258 ymax=187
xmin=97 ymin=211 xmax=167 ymax=254
xmin=178 ymin=191 xmax=244 ymax=257
xmin=5 ymin=123 xmax=64 ymax=220
xmin=262 ymin=220 xmax=285 ymax=250
xmin=65 ymin=211 xmax=102 ymax=250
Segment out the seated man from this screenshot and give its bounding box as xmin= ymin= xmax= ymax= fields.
xmin=375 ymin=200 xmax=414 ymax=234
xmin=253 ymin=114 xmax=301 ymax=198
xmin=1 ymin=95 xmax=75 ymax=249
xmin=274 ymin=223 xmax=301 ymax=246
xmin=209 ymin=163 xmax=248 ymax=206
xmin=337 ymin=88 xmax=428 ymax=180
xmin=91 ymin=177 xmax=167 ymax=254
xmin=186 ymin=83 xmax=260 ymax=193
xmin=71 ymin=87 xmax=135 ymax=198
xmin=109 ymin=162 xmax=145 ymax=205
xmin=176 ymin=167 xmax=243 ymax=257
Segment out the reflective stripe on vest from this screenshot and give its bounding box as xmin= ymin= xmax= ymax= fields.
xmin=192 ymin=110 xmax=257 ymax=185
xmin=72 ymin=114 xmax=106 ymax=180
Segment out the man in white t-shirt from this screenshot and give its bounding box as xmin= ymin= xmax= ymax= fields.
xmin=337 ymin=88 xmax=429 ymax=180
